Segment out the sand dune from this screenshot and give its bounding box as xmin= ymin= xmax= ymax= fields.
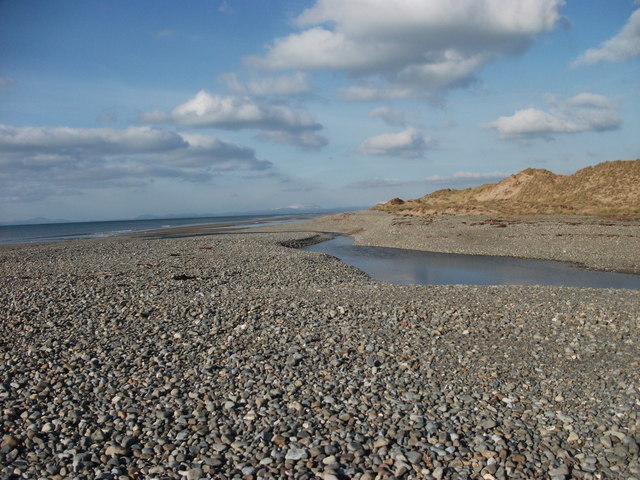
xmin=375 ymin=159 xmax=640 ymax=216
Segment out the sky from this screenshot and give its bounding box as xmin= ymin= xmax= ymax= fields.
xmin=1 ymin=0 xmax=639 ymax=223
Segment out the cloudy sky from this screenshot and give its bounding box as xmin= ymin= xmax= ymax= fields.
xmin=1 ymin=0 xmax=638 ymax=222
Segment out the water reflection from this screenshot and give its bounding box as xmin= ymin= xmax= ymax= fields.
xmin=303 ymin=235 xmax=640 ymax=289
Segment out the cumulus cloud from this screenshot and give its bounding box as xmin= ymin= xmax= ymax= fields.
xmin=248 ymin=0 xmax=563 ymax=97
xmin=369 ymin=106 xmax=407 ymax=126
xmin=483 ymin=93 xmax=621 ymax=141
xmin=0 ymin=125 xmax=186 ymax=154
xmin=0 ymin=124 xmax=270 ymax=202
xmin=565 ymin=92 xmax=617 ymax=109
xmin=139 ymin=90 xmax=313 ymax=130
xmin=571 ymin=8 xmax=640 ymax=66
xmin=357 ymin=127 xmax=436 ymax=158
xmin=219 ymin=72 xmax=311 ymax=97
xmin=139 ymin=90 xmax=327 ymax=150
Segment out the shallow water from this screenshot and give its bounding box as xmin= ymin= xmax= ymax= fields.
xmin=304 ymin=235 xmax=640 ymax=289
xmin=0 ymin=214 xmax=311 ymax=245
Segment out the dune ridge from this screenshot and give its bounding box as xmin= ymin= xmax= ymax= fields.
xmin=374 ymin=159 xmax=640 ymax=216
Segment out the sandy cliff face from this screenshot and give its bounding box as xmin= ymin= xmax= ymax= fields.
xmin=375 ymin=159 xmax=640 ymax=216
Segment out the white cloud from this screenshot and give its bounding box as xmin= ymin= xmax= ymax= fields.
xmin=145 ymin=90 xmax=317 ymax=130
xmin=338 ymin=86 xmax=381 ymax=102
xmin=483 ymin=93 xmax=621 ymax=141
xmin=565 ymin=92 xmax=616 ymax=109
xmin=0 ymin=124 xmax=271 ymax=202
xmin=0 ymin=125 xmax=186 ymax=154
xmin=571 ymin=8 xmax=640 ymax=66
xmin=338 ymin=85 xmax=411 ymax=101
xmin=485 ymin=108 xmax=575 ymax=139
xmin=219 ymin=72 xmax=311 ymax=97
xmin=259 ymin=130 xmax=328 ymax=150
xmin=139 ymin=90 xmax=327 ymax=150
xmin=369 ymin=106 xmax=406 ymax=126
xmin=357 ymin=127 xmax=436 ymax=158
xmin=394 ymin=49 xmax=488 ymax=91
xmin=249 ymin=0 xmax=563 ymax=97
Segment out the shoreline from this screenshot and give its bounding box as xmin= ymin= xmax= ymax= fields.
xmin=133 ymin=214 xmax=319 ymax=240
xmin=0 ymin=213 xmax=318 ymax=247
xmin=8 ymin=208 xmax=637 ymax=275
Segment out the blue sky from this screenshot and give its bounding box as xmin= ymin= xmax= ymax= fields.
xmin=1 ymin=0 xmax=639 ymax=222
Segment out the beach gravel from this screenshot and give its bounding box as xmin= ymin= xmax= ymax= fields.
xmin=1 ymin=227 xmax=639 ymax=479
xmin=257 ymin=210 xmax=640 ymax=274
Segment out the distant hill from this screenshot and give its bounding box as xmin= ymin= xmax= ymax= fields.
xmin=374 ymin=159 xmax=640 ymax=217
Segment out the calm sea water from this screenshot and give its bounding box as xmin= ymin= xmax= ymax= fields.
xmin=304 ymin=234 xmax=640 ymax=290
xmin=0 ymin=214 xmax=300 ymax=245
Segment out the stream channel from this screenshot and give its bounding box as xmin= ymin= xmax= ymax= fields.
xmin=303 ymin=234 xmax=640 ymax=289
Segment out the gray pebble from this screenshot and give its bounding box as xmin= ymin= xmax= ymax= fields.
xmin=1 ymin=228 xmax=638 ymax=480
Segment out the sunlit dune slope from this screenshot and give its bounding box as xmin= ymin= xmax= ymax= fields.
xmin=374 ymin=159 xmax=640 ymax=216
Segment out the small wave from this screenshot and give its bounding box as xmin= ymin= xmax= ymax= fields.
xmin=90 ymin=229 xmax=134 ymax=238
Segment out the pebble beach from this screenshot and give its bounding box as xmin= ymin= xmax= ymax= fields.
xmin=1 ymin=212 xmax=639 ymax=479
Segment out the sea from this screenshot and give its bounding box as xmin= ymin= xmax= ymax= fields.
xmin=0 ymin=214 xmax=308 ymax=245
